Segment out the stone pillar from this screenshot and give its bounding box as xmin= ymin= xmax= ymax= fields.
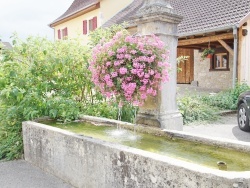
xmin=134 ymin=0 xmax=183 ymax=130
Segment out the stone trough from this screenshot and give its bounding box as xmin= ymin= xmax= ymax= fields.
xmin=22 ymin=117 xmax=250 ymax=188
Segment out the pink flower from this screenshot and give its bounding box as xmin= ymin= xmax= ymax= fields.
xmin=114 ymin=61 xmax=120 ymax=66
xmin=154 ymin=73 xmax=161 ymax=79
xmin=126 ymin=77 xmax=132 ymax=81
xmin=117 ymin=54 xmax=125 ymax=59
xmin=147 ymin=88 xmax=154 ymax=95
xmin=117 ymin=46 xmax=127 ymax=53
xmin=137 ymin=72 xmax=144 ymax=78
xmin=152 ymin=90 xmax=157 ymax=96
xmin=125 ymin=54 xmax=132 ymax=60
xmin=142 ymin=79 xmax=148 ymax=85
xmin=119 ymin=67 xmax=127 ymax=75
xmin=111 ymin=72 xmax=118 ymax=78
xmin=139 ymin=86 xmax=146 ymax=91
xmin=90 ymin=31 xmax=170 ymax=106
xmin=149 ymin=70 xmax=155 ymax=75
xmin=106 ymin=80 xmax=114 ymax=87
xmin=130 ymin=50 xmax=137 ymax=55
xmin=108 ymin=51 xmax=115 ymax=56
xmin=141 ymin=93 xmax=147 ymax=100
xmin=106 ymin=61 xmax=111 ymax=66
xmin=104 ymin=74 xmax=110 ymax=81
xmin=133 ymin=100 xmax=140 ymax=106
xmin=144 ymin=74 xmax=150 ymax=79
xmin=133 ymin=62 xmax=140 ymax=68
xmin=131 ymin=69 xmax=137 ymax=74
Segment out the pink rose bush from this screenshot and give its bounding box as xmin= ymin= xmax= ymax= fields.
xmin=90 ymin=31 xmax=170 ymax=106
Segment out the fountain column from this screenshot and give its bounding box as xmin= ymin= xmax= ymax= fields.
xmin=134 ymin=0 xmax=183 ymax=130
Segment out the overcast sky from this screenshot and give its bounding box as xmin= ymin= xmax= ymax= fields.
xmin=0 ymin=0 xmax=73 ymax=43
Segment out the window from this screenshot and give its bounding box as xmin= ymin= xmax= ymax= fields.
xmin=89 ymin=19 xmax=93 ymax=32
xmin=93 ymin=16 xmax=97 ymax=30
xmin=88 ymin=16 xmax=97 ymax=33
xmin=62 ymin=27 xmax=68 ymax=39
xmin=214 ymin=53 xmax=228 ymax=69
xmin=209 ymin=49 xmax=230 ymax=71
xmin=57 ymin=30 xmax=61 ymax=40
xmin=83 ymin=20 xmax=87 ymax=35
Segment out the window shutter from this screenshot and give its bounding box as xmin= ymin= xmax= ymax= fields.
xmin=65 ymin=27 xmax=68 ymax=36
xmin=58 ymin=29 xmax=61 ymax=39
xmin=89 ymin=19 xmax=93 ymax=32
xmin=93 ymin=16 xmax=97 ymax=30
xmin=83 ymin=20 xmax=87 ymax=35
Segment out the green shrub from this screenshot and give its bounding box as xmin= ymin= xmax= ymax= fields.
xmin=201 ymin=83 xmax=250 ymax=110
xmin=46 ymin=98 xmax=81 ymax=122
xmin=0 ymin=36 xmax=96 ymax=160
xmin=178 ymin=83 xmax=250 ymax=124
xmin=82 ymin=101 xmax=135 ymax=123
xmin=178 ymin=96 xmax=219 ymax=124
xmin=0 ymin=122 xmax=23 ymax=160
xmin=82 ymin=101 xmax=117 ymax=120
xmin=88 ymin=23 xmax=128 ymax=47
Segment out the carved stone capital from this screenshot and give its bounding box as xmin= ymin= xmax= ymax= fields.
xmin=134 ymin=1 xmax=183 ymax=25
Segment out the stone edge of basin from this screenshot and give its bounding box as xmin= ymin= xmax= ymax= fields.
xmin=81 ymin=115 xmax=250 ymax=153
xmin=23 ymin=119 xmax=250 ymax=179
xmin=163 ymin=129 xmax=250 ymax=153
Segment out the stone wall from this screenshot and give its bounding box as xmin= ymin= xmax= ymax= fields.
xmin=193 ymin=50 xmax=233 ymax=90
xmin=23 ymin=121 xmax=250 ymax=188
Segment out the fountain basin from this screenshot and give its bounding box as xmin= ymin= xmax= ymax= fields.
xmin=22 ymin=117 xmax=250 ymax=188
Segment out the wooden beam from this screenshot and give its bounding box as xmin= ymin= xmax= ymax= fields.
xmin=178 ymin=33 xmax=234 ymax=46
xmin=218 ymin=39 xmax=234 ymax=56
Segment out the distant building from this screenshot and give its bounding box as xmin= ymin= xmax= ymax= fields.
xmin=49 ymin=0 xmax=133 ymax=44
xmin=0 ymin=40 xmax=12 ymax=50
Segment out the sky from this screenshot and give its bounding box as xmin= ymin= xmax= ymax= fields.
xmin=0 ymin=0 xmax=73 ymax=43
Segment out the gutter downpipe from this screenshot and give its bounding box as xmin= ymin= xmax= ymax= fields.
xmin=233 ymin=26 xmax=238 ymax=89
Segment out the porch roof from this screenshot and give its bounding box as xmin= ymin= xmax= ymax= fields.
xmin=103 ymin=0 xmax=250 ymax=36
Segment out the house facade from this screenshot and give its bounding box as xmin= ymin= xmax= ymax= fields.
xmin=49 ymin=0 xmax=133 ymax=44
xmin=50 ymin=0 xmax=250 ymax=90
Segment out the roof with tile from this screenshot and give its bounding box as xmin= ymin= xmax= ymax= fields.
xmin=0 ymin=42 xmax=12 ymax=50
xmin=103 ymin=0 xmax=250 ymax=36
xmin=102 ymin=0 xmax=144 ymax=27
xmin=50 ymin=0 xmax=98 ymax=27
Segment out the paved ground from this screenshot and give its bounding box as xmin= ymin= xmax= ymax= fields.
xmin=177 ymin=84 xmax=223 ymax=97
xmin=183 ymin=113 xmax=250 ymax=142
xmin=0 ymin=160 xmax=74 ymax=188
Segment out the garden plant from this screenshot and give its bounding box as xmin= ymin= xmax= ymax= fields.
xmin=0 ymin=25 xmax=249 ymax=161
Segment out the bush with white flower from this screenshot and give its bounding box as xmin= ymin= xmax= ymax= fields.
xmin=90 ymin=31 xmax=170 ymax=106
